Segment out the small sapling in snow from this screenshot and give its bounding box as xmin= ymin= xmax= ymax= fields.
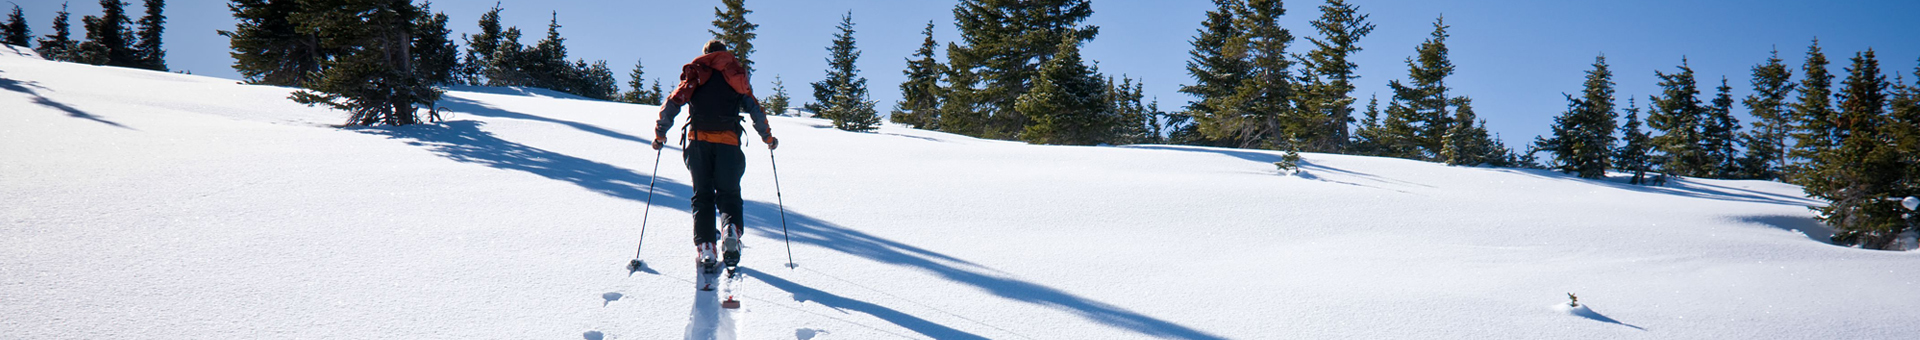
xmin=1274 ymin=149 xmax=1302 ymax=174
xmin=1567 ymin=293 xmax=1579 ymax=307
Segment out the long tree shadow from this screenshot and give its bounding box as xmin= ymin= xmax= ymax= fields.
xmin=353 ymin=120 xmax=691 ymax=212
xmin=1 ymin=72 xmax=132 ymax=130
xmin=742 ymin=267 xmax=989 ymax=340
xmin=738 ymin=201 xmax=1227 ymax=339
xmin=362 ymin=120 xmax=1223 ymax=339
xmin=439 ymin=93 xmax=650 ymax=144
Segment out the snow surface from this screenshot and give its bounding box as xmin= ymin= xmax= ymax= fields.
xmin=4 ymin=45 xmax=1919 ymax=339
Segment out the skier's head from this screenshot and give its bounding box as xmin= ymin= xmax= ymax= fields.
xmin=704 ymin=40 xmax=728 ymax=54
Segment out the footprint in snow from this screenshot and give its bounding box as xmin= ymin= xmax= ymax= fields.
xmin=796 ymin=328 xmax=829 ymax=339
xmin=583 ymin=330 xmax=604 ymax=340
xmin=602 ymin=292 xmax=623 ymax=306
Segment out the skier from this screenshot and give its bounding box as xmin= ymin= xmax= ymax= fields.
xmin=651 ymin=40 xmax=778 ymax=274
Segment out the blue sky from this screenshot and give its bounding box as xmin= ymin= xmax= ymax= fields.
xmin=14 ymin=0 xmax=1919 ymax=147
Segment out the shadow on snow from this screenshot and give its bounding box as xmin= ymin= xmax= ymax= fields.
xmin=1 ymin=70 xmax=133 ymax=130
xmin=361 ymin=115 xmax=1224 ymax=339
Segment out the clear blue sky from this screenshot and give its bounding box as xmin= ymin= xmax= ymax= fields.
xmin=14 ymin=0 xmax=1919 ymax=147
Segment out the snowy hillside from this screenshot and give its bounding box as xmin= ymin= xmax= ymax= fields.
xmin=4 ymin=45 xmax=1918 ymax=339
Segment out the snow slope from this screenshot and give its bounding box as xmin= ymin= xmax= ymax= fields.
xmin=4 ymin=45 xmax=1918 ymax=339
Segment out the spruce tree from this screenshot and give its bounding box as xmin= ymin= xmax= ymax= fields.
xmin=461 ymin=2 xmax=503 ymax=85
xmin=1175 ymin=0 xmax=1247 ymax=147
xmin=1615 ymin=98 xmax=1653 ymax=184
xmin=36 ymin=2 xmax=76 ymax=61
xmin=1349 ymin=94 xmax=1387 ymax=155
xmin=1785 ymin=39 xmax=1836 ymax=184
xmin=1536 ymin=54 xmax=1617 ymax=178
xmin=942 ymin=0 xmax=1097 ymax=139
xmin=709 ymin=0 xmax=756 ymax=73
xmin=1223 ymin=0 xmax=1294 ymax=150
xmin=1110 ymin=76 xmax=1153 ymax=144
xmin=809 ymin=12 xmax=877 ymax=131
xmin=411 ymin=2 xmax=458 ymax=86
xmin=77 ymin=0 xmax=136 ymax=66
xmin=1806 ymin=49 xmax=1905 ymax=249
xmin=620 ymin=58 xmax=652 ymax=104
xmin=485 ymin=25 xmax=528 ymax=87
xmin=1017 ymin=37 xmax=1112 ymax=145
xmin=288 ymin=0 xmax=437 ymax=127
xmin=1297 ymin=0 xmax=1373 ymax=153
xmin=220 ymin=0 xmax=323 ymax=87
xmin=1441 ymin=98 xmax=1508 ymax=166
xmin=1648 ymin=57 xmax=1709 ymax=178
xmin=131 ymin=0 xmax=163 ymax=71
xmin=3 ymin=4 xmax=28 ymax=48
xmin=890 ymin=21 xmax=943 ymax=129
xmin=761 ymin=75 xmax=789 ymax=115
xmin=1738 ymin=49 xmax=1796 ymax=180
xmin=1381 ymin=16 xmax=1456 ymax=160
xmin=1703 ymin=77 xmax=1742 ymax=178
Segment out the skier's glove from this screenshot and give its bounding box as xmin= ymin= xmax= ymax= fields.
xmin=764 ymin=136 xmax=779 ymax=150
xmin=652 ymin=134 xmax=666 ymax=150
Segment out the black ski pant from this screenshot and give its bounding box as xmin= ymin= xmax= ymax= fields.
xmin=685 ymin=140 xmax=745 ymax=245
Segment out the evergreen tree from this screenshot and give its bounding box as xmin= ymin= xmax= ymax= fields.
xmin=525 ymin=12 xmax=571 ymax=92
xmin=411 ymin=2 xmax=458 ymax=86
xmin=461 ymin=2 xmax=503 ymax=85
xmin=77 ymin=0 xmax=136 ymax=66
xmin=35 ymin=2 xmax=76 ymax=61
xmin=1108 ymin=75 xmax=1153 ymax=144
xmin=808 ymin=12 xmax=877 ymax=131
xmin=1703 ymin=77 xmax=1743 ymax=177
xmin=131 ymin=0 xmax=164 ymax=71
xmin=575 ymin=59 xmax=618 ymax=100
xmin=1615 ymin=98 xmax=1653 ymax=184
xmin=761 ymin=75 xmax=789 ymax=115
xmin=1441 ymin=98 xmax=1510 ymax=166
xmin=890 ymin=21 xmax=943 ymax=129
xmin=1890 ymin=60 xmax=1920 ymax=235
xmin=486 ymin=26 xmax=527 ymax=86
xmin=941 ymin=0 xmax=1097 ymax=139
xmin=1175 ymin=0 xmax=1247 ymax=147
xmin=1188 ymin=0 xmax=1292 ymax=150
xmin=1536 ymin=54 xmax=1617 ymax=178
xmin=1296 ymin=0 xmax=1373 ymax=153
xmin=1017 ymin=37 xmax=1112 ymax=145
xmin=3 ymin=4 xmax=28 ymax=48
xmin=1648 ymin=57 xmax=1710 ymax=177
xmin=219 ymin=0 xmax=325 ymax=87
xmin=1785 ymin=39 xmax=1836 ymax=184
xmin=1349 ymin=94 xmax=1387 ymax=155
xmin=709 ymin=0 xmax=756 ymax=73
xmin=1380 ymin=16 xmax=1456 ymax=160
xmin=1737 ymin=48 xmax=1796 ymax=180
xmin=288 ymin=0 xmax=438 ymax=127
xmin=1805 ymin=49 xmax=1905 ymax=249
xmin=620 ymin=58 xmax=657 ymax=104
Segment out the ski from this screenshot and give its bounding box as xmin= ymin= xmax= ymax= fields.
xmin=697 ymin=260 xmax=721 ymax=291
xmin=720 ymin=267 xmax=744 ymax=309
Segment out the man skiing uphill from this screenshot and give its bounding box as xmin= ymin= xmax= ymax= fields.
xmin=652 ymin=40 xmax=778 ymax=274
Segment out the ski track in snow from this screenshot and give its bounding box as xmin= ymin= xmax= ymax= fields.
xmin=5 ymin=46 xmax=1920 ymax=339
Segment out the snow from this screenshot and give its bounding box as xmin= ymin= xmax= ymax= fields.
xmin=5 ymin=48 xmax=1920 ymax=339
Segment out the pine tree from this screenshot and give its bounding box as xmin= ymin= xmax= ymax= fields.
xmin=1703 ymin=77 xmax=1743 ymax=178
xmin=77 ymin=0 xmax=136 ymax=66
xmin=1175 ymin=0 xmax=1247 ymax=147
xmin=1349 ymin=94 xmax=1387 ymax=155
xmin=1615 ymin=98 xmax=1653 ymax=184
xmin=1018 ymin=37 xmax=1112 ymax=145
xmin=411 ymin=2 xmax=458 ymax=86
xmin=1536 ymin=54 xmax=1617 ymax=178
xmin=288 ymin=0 xmax=437 ymax=127
xmin=3 ymin=4 xmax=28 ymax=48
xmin=1648 ymin=57 xmax=1709 ymax=178
xmin=1296 ymin=0 xmax=1373 ymax=153
xmin=620 ymin=58 xmax=650 ymax=104
xmin=220 ymin=0 xmax=323 ymax=87
xmin=1381 ymin=16 xmax=1456 ymax=160
xmin=1737 ymin=48 xmax=1796 ymax=180
xmin=761 ymin=75 xmax=789 ymax=115
xmin=35 ymin=2 xmax=76 ymax=61
xmin=1890 ymin=60 xmax=1920 ymax=234
xmin=1441 ymin=98 xmax=1509 ymax=166
xmin=1107 ymin=75 xmax=1152 ymax=144
xmin=461 ymin=2 xmax=503 ymax=85
xmin=1806 ymin=49 xmax=1905 ymax=249
xmin=709 ymin=0 xmax=756 ymax=73
xmin=1785 ymin=39 xmax=1836 ymax=184
xmin=1199 ymin=0 xmax=1293 ymax=150
xmin=809 ymin=12 xmax=877 ymax=132
xmin=131 ymin=0 xmax=164 ymax=71
xmin=890 ymin=21 xmax=944 ymax=129
xmin=941 ymin=0 xmax=1097 ymax=140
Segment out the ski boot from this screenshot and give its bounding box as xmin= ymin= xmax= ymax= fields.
xmin=721 ymin=223 xmax=743 ymax=269
xmin=696 ymin=242 xmax=719 ymax=274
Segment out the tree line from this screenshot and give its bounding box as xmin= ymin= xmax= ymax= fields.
xmin=4 ymin=0 xmax=169 ymax=71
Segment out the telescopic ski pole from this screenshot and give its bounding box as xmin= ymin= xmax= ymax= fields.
xmin=628 ymin=146 xmax=665 ymax=272
xmin=771 ymin=150 xmax=796 ymax=268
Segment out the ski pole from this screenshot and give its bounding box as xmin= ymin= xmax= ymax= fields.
xmin=628 ymin=146 xmax=665 ymax=271
xmin=771 ymin=150 xmax=796 ymax=268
